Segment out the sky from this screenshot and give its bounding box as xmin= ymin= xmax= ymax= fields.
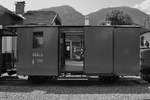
xmin=0 ymin=0 xmax=149 ymax=15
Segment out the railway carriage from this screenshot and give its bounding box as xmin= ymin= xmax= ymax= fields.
xmin=1 ymin=25 xmax=149 ymax=83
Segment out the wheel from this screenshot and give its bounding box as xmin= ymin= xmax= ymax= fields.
xmin=28 ymin=76 xmax=49 ymax=84
xmin=141 ymin=73 xmax=150 ymax=83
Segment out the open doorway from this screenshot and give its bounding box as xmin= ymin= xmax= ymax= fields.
xmin=59 ymin=28 xmax=84 ymax=73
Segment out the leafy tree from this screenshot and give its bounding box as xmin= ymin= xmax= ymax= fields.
xmin=105 ymin=10 xmax=133 ymax=25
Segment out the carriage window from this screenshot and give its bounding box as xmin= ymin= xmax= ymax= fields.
xmin=33 ymin=32 xmax=43 ymax=49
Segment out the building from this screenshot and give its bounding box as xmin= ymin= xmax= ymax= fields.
xmin=15 ymin=1 xmax=61 ymax=25
xmin=0 ymin=4 xmax=24 ymax=55
xmin=0 ymin=5 xmax=24 ymax=25
xmin=23 ymin=11 xmax=61 ymax=25
xmin=0 ymin=3 xmax=24 ymax=74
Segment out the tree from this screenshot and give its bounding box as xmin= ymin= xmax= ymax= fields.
xmin=105 ymin=10 xmax=133 ymax=25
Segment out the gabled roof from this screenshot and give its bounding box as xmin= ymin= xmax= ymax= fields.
xmin=23 ymin=11 xmax=61 ymax=25
xmin=0 ymin=5 xmax=24 ymax=20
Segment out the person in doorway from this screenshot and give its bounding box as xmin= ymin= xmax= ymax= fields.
xmin=145 ymin=40 xmax=149 ymax=48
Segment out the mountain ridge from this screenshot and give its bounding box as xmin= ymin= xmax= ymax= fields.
xmin=87 ymin=6 xmax=148 ymax=26
xmin=25 ymin=5 xmax=150 ymax=27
